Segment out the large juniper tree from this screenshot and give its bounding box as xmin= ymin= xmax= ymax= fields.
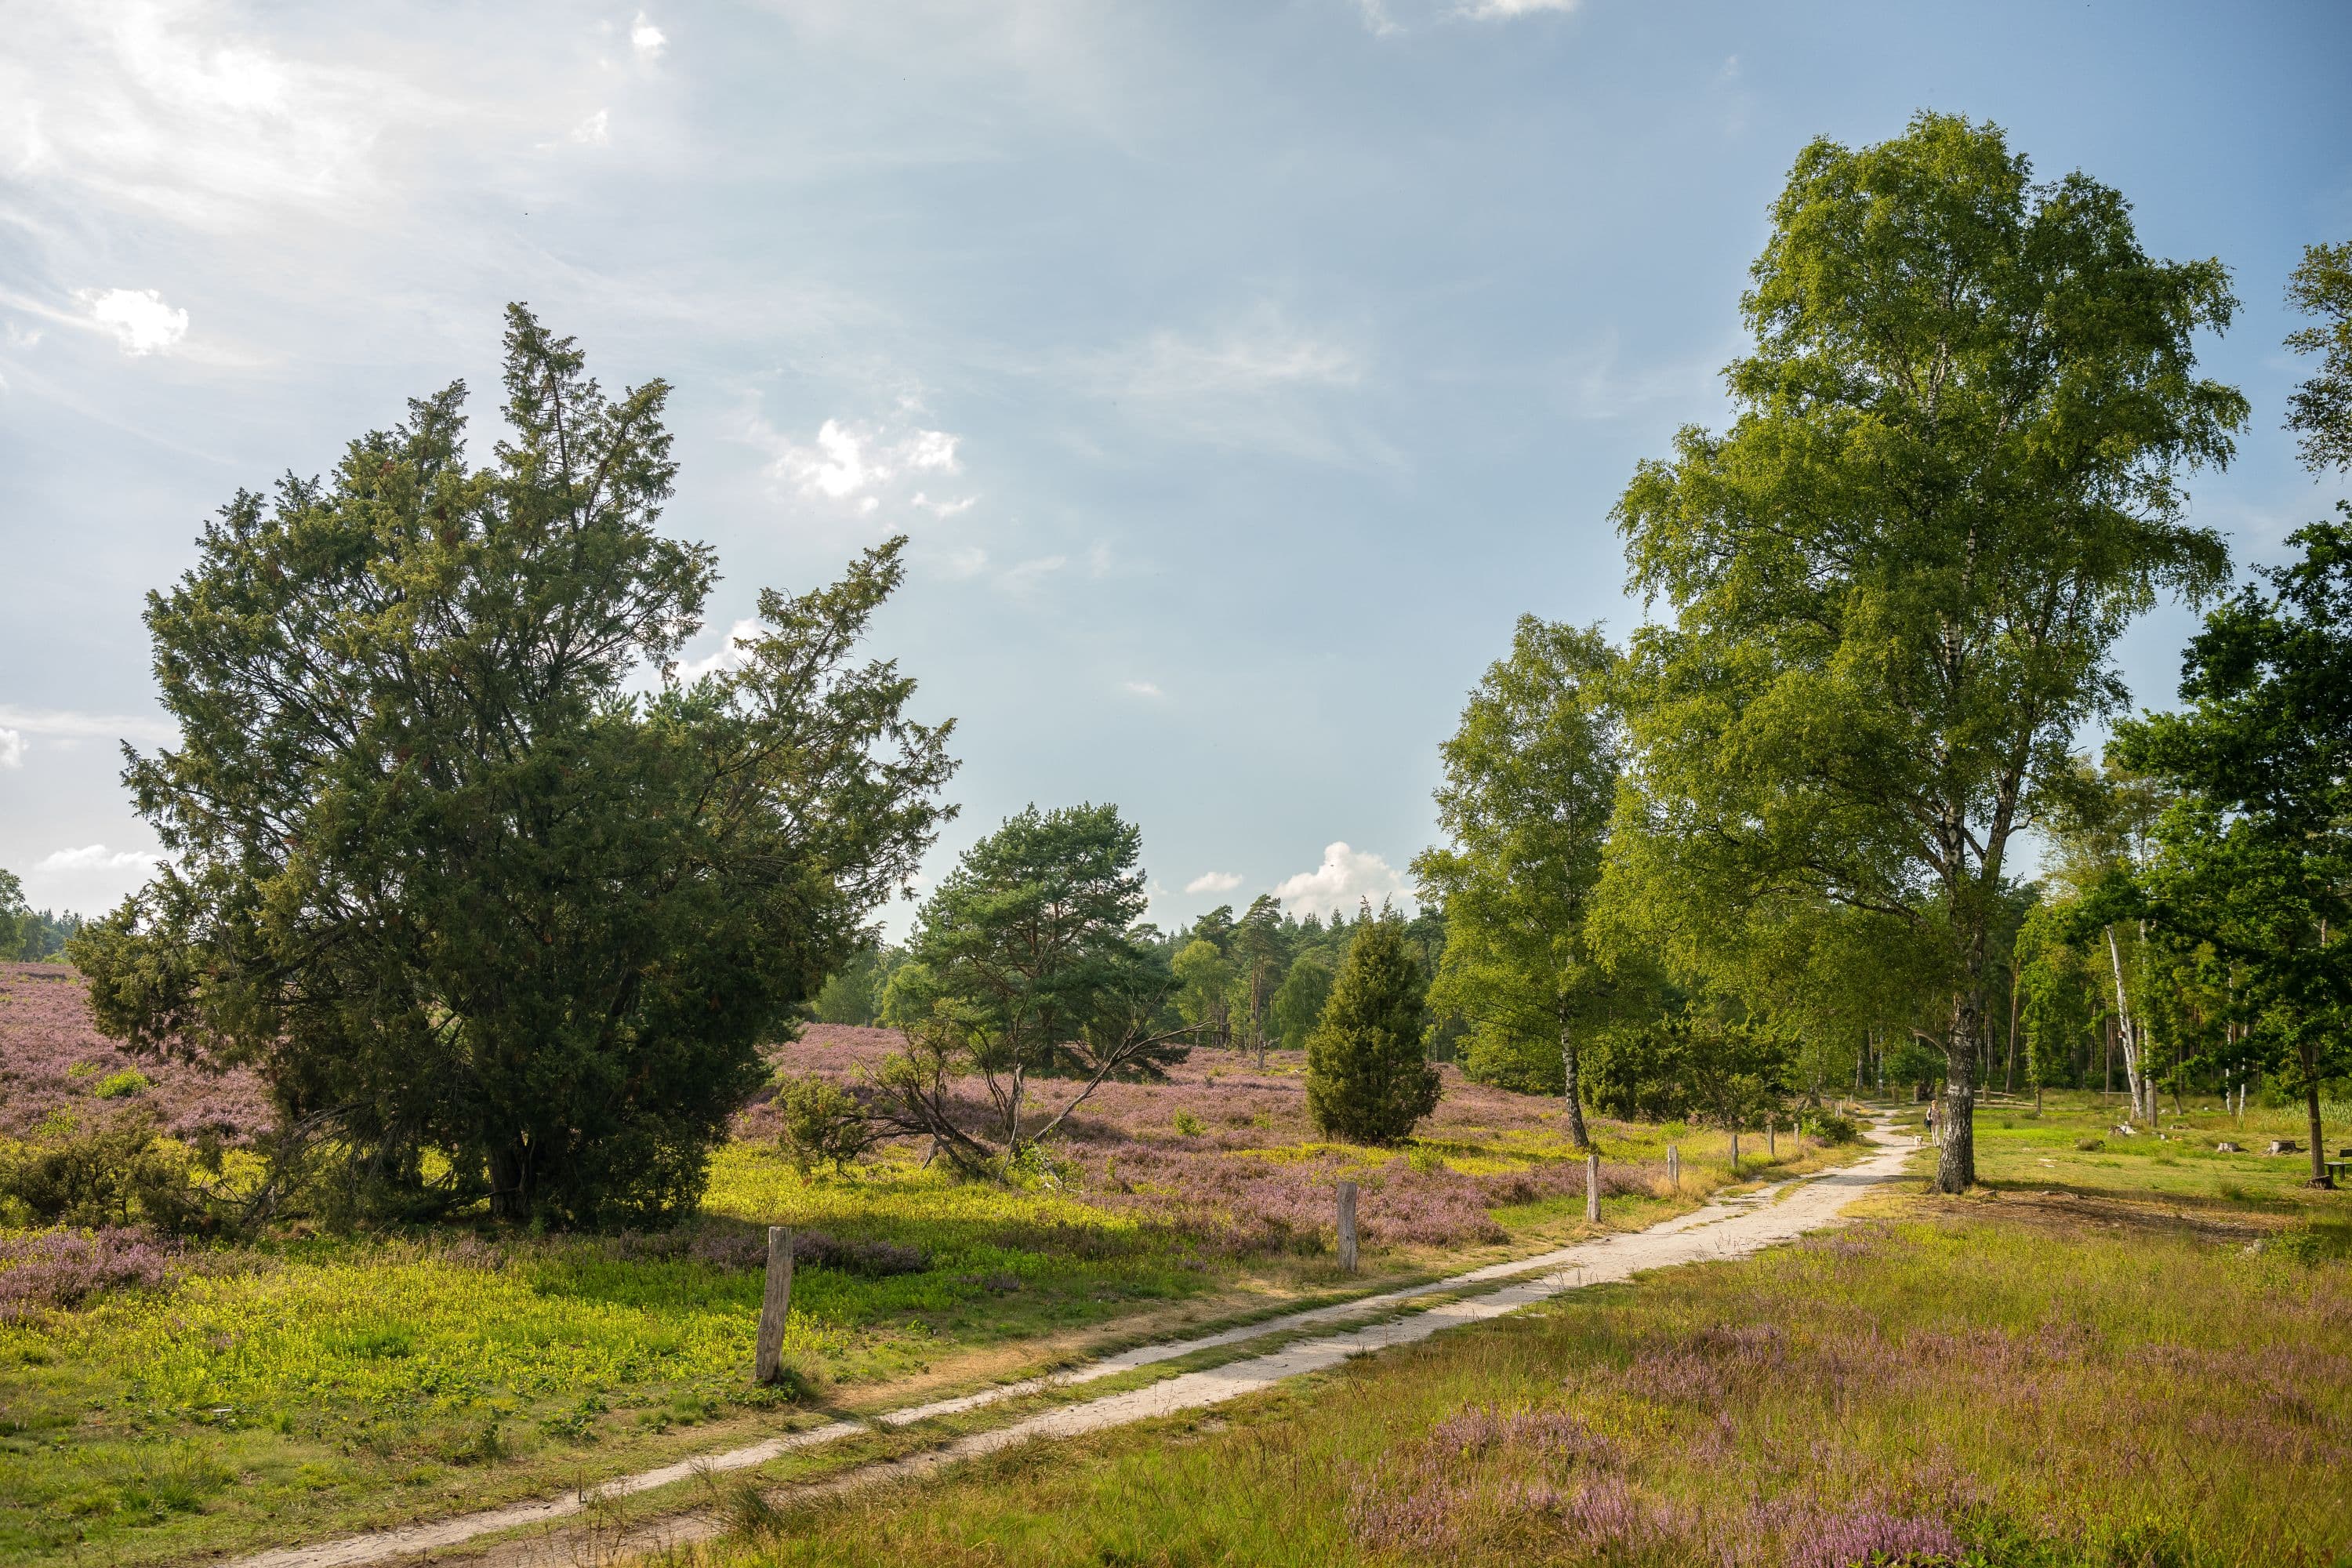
xmin=71 ymin=307 xmax=955 ymax=1225
xmin=1306 ymin=912 xmax=1440 ymax=1145
xmin=1609 ymin=113 xmax=2244 ymax=1192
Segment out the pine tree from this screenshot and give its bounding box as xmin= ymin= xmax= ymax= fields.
xmin=1306 ymin=914 xmax=1440 ymax=1144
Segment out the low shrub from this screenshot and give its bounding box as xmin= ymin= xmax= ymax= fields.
xmin=1795 ymin=1109 xmax=1860 ymax=1145
xmin=774 ymin=1073 xmax=882 ymax=1174
xmin=93 ymin=1069 xmax=152 ymax=1099
xmin=1171 ymin=1110 xmax=1206 ymax=1137
xmin=2076 ymin=1138 xmax=2106 ymax=1152
xmin=2270 ymin=1222 xmax=2352 ymax=1266
xmin=0 ymin=1109 xmax=227 ymax=1234
xmin=0 ymin=1227 xmax=175 ymax=1319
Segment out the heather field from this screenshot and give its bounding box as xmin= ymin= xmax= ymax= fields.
xmin=0 ymin=964 xmax=1830 ymax=1566
xmin=663 ymin=1101 xmax=2352 ymax=1568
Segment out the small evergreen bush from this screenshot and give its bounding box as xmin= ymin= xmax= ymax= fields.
xmin=1306 ymin=915 xmax=1440 ymax=1145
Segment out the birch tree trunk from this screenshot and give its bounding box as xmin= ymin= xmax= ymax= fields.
xmin=1936 ymin=992 xmax=1980 ymax=1192
xmin=1559 ymin=1020 xmax=1592 ymax=1150
xmin=2104 ymin=925 xmax=2147 ymax=1123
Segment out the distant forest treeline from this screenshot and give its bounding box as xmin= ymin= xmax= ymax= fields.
xmin=0 ymin=869 xmax=82 ymax=961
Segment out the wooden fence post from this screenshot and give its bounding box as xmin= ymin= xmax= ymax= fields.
xmin=1768 ymin=1116 xmax=1777 ymax=1159
xmin=1730 ymin=1130 xmax=1740 ymax=1174
xmin=1337 ymin=1181 xmax=1359 ymax=1273
xmin=754 ymin=1226 xmax=795 ymax=1385
xmin=1585 ymin=1151 xmax=1601 ymax=1223
xmin=1667 ymin=1144 xmax=1680 ymax=1186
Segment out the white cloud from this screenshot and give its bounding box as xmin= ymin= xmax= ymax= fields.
xmin=0 ymin=705 xmax=178 ymax=746
xmin=938 ymin=546 xmax=989 ymax=578
xmin=898 ymin=428 xmax=961 ymax=474
xmin=779 ymin=418 xmax=880 ymax=499
xmin=1185 ymin=870 xmax=1242 ymax=894
xmin=571 ymin=107 xmax=611 ymax=146
xmin=673 ymin=616 xmax=760 ymax=681
xmin=630 ymin=12 xmax=667 ymax=61
xmin=763 ymin=416 xmax=964 ymax=508
xmin=0 ymin=728 xmax=24 ymax=768
xmin=79 ymin=288 xmax=189 ymax=355
xmin=37 ymin=844 xmax=163 ymax=874
xmin=1460 ymin=0 xmax=1579 ymax=16
xmin=910 ymin=492 xmax=975 ymax=518
xmin=1123 ymin=680 xmax=1161 ymax=698
xmin=1271 ymin=841 xmax=1411 ymax=920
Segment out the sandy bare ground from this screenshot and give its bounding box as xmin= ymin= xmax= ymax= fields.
xmin=226 ymin=1126 xmax=1917 ymax=1568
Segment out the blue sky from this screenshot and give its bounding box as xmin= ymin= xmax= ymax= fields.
xmin=2 ymin=0 xmax=2347 ymax=934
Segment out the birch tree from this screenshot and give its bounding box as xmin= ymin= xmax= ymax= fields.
xmin=1609 ymin=113 xmax=2243 ymax=1192
xmin=1414 ymin=618 xmax=1623 ymax=1148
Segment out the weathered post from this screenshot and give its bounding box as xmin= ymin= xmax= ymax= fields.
xmin=754 ymin=1226 xmax=795 ymax=1385
xmin=1768 ymin=1116 xmax=1777 ymax=1160
xmin=1667 ymin=1144 xmax=1681 ymax=1186
xmin=1584 ymin=1150 xmax=1601 ymax=1223
xmin=1730 ymin=1130 xmax=1740 ymax=1174
xmin=1337 ymin=1181 xmax=1359 ymax=1272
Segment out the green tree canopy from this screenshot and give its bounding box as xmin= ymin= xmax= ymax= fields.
xmin=1305 ymin=913 xmax=1439 ymax=1145
xmin=867 ymin=803 xmax=1187 ymax=1174
xmin=2110 ymin=519 xmax=2352 ymax=1184
xmin=69 ymin=307 xmax=956 ymax=1225
xmin=1414 ymin=618 xmax=1627 ymax=1143
xmin=1606 ymin=111 xmax=2244 ymax=1192
xmin=1271 ymin=949 xmax=1334 ymax=1051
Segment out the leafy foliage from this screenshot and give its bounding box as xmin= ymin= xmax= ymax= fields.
xmin=67 ymin=307 xmax=953 ymax=1225
xmin=1582 ymin=1014 xmax=1792 ymax=1130
xmin=2111 ymin=519 xmax=2352 ymax=1181
xmin=1607 ymin=112 xmax=2243 ymax=1190
xmin=0 ymin=1109 xmax=229 ymax=1234
xmin=775 ymin=1072 xmax=884 ymax=1174
xmin=1305 ymin=913 xmax=1439 ymax=1145
xmin=866 ymin=804 xmax=1189 ymax=1176
xmin=1414 ymin=618 xmax=1628 ymax=1144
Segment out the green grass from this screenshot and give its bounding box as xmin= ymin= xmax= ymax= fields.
xmin=2 ymin=1114 xmax=1849 ymax=1566
xmin=673 ymin=1117 xmax=2351 ymax=1567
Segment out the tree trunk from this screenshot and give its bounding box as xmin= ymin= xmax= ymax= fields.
xmin=2304 ymin=1036 xmax=2332 ymax=1188
xmin=1935 ymin=993 xmax=1979 ymax=1193
xmin=2005 ymin=974 xmax=2020 ymax=1093
xmin=2104 ymin=926 xmax=2146 ymax=1121
xmin=1559 ymin=1022 xmax=1592 ymax=1149
xmin=488 ymin=1138 xmax=532 ymax=1222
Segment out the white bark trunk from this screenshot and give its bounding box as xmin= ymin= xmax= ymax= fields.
xmin=2104 ymin=925 xmax=2146 ymax=1122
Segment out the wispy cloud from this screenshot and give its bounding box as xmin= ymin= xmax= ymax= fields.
xmin=0 ymin=728 xmax=24 ymax=769
xmin=0 ymin=705 xmax=178 ymax=747
xmin=996 ymin=553 xmax=1066 ymax=593
xmin=1073 ymin=306 xmax=1375 ymax=462
xmin=1458 ymin=0 xmax=1579 ymax=16
xmin=1122 ymin=679 xmax=1162 ymax=698
xmin=1185 ymin=869 xmax=1242 ymax=894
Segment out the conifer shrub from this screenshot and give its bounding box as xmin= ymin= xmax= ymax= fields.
xmin=1305 ymin=915 xmax=1441 ymax=1145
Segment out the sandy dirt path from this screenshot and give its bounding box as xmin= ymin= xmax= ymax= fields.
xmin=227 ymin=1125 xmax=1915 ymax=1568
